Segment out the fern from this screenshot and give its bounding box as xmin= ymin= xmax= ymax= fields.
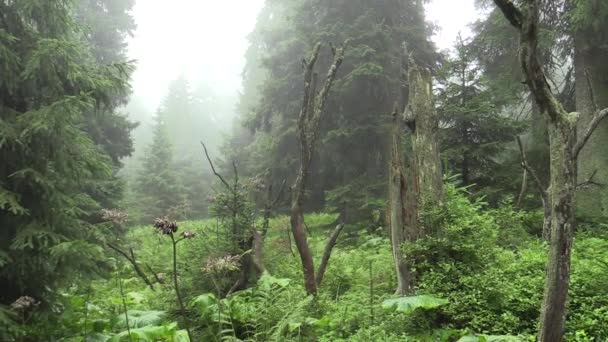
xmin=116 ymin=310 xmax=167 ymax=329
xmin=381 ymin=295 xmax=449 ymax=314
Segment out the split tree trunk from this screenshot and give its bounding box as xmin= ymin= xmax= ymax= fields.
xmin=493 ymin=1 xmax=608 ymax=340
xmin=290 ymin=42 xmax=346 ymax=296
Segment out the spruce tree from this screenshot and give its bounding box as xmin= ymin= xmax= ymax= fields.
xmin=0 ymin=0 xmax=133 ymax=304
xmin=134 ymin=114 xmax=182 ymax=222
xmin=436 ymin=36 xmax=523 ymax=197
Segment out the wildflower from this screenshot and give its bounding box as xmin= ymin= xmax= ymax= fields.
xmin=154 ymin=217 xmax=178 ymax=234
xmin=181 ymin=231 xmax=196 ymax=239
xmin=202 ymin=255 xmax=241 ymax=273
xmin=101 ymin=209 xmax=128 ymax=226
xmin=11 ymin=296 xmax=39 ymax=311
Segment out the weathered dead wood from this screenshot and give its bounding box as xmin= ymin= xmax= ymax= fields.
xmin=388 ymin=104 xmax=414 ymax=295
xmin=403 ymin=55 xmax=443 ymax=207
xmin=290 ymin=41 xmax=346 ymax=295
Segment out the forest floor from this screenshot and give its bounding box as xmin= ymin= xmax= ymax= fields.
xmin=50 ymin=203 xmax=608 ymax=341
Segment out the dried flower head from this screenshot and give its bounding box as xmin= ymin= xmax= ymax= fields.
xmin=11 ymin=296 xmax=39 ymax=312
xmin=202 ymin=254 xmax=241 ymax=274
xmin=101 ymin=209 xmax=128 ymax=226
xmin=181 ymin=231 xmax=196 ymax=239
xmin=153 ymin=217 xmax=178 ymax=235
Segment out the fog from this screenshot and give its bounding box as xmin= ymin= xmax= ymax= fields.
xmin=126 ymin=0 xmax=480 ymax=118
xmin=127 ymin=0 xmax=265 ymax=113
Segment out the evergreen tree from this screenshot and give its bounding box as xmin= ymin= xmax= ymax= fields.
xmin=134 ymin=114 xmax=182 ymax=222
xmin=76 ymin=0 xmax=138 ymax=216
xmin=0 ymin=0 xmax=133 ymax=304
xmin=231 ymin=0 xmax=436 ymax=221
xmin=436 ymin=36 xmax=523 ymax=198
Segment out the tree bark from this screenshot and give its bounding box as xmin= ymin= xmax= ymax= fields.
xmin=404 ymin=55 xmax=443 ymax=207
xmin=291 ymin=42 xmax=346 ymax=296
xmin=388 ymin=105 xmax=416 ymax=295
xmin=494 ymin=1 xmax=608 ymax=340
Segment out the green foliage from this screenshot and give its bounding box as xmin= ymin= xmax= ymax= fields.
xmin=381 ymin=295 xmax=449 ymax=314
xmin=227 ymin=0 xmax=436 ymax=216
xmin=133 ymin=115 xmax=182 ymax=222
xmin=0 ymin=0 xmax=134 ymax=308
xmin=437 ymin=36 xmax=524 ymax=200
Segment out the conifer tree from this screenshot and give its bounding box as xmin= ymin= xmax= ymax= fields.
xmin=0 ymin=0 xmax=133 ymax=304
xmin=436 ymin=36 xmax=523 ymax=196
xmin=134 ymin=114 xmax=182 ymax=222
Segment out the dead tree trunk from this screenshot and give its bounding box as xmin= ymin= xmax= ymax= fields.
xmin=494 ymin=1 xmax=608 ymax=340
xmin=404 ymin=55 xmax=443 ymax=207
xmin=291 ymin=42 xmax=346 ymax=296
xmin=388 ymin=104 xmax=417 ymax=295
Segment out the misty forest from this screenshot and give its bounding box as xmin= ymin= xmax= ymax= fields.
xmin=2 ymin=0 xmax=608 ymax=341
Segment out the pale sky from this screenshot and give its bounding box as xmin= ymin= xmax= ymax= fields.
xmin=127 ymin=0 xmax=480 ymax=113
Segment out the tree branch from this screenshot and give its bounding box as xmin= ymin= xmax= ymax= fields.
xmin=315 ymin=223 xmax=345 ymax=287
xmin=516 ymin=136 xmax=547 ymax=201
xmin=577 ymin=169 xmax=604 ymax=190
xmin=107 ymin=243 xmax=155 ymax=291
xmin=493 ymin=0 xmax=523 ymax=28
xmin=201 ymin=141 xmax=232 ymax=191
xmin=574 ymin=108 xmax=608 ymax=159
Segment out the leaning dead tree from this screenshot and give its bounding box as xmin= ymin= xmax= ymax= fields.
xmin=493 ymin=0 xmax=608 ymax=340
xmin=291 ymin=42 xmax=346 ymax=296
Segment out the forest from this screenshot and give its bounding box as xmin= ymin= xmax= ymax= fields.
xmin=1 ymin=0 xmax=608 ymax=341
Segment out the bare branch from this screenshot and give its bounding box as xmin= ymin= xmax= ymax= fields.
xmin=201 ymin=141 xmax=232 ymax=191
xmin=577 ymin=169 xmax=604 ymax=190
xmin=272 ymin=179 xmax=287 ymax=207
xmin=315 ymin=223 xmax=345 ymax=287
xmin=516 ymin=136 xmax=547 ymax=201
xmin=574 ymin=108 xmax=608 ymax=159
xmin=107 ymin=243 xmax=155 ymax=291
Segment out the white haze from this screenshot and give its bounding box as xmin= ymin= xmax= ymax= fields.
xmin=126 ymin=0 xmax=479 ymax=115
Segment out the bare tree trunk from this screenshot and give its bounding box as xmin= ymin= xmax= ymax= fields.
xmin=494 ymin=1 xmax=608 ymax=339
xmin=290 ymin=42 xmax=346 ymax=296
xmin=404 ymin=56 xmax=443 ymax=206
xmin=389 ymin=105 xmax=412 ymax=295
